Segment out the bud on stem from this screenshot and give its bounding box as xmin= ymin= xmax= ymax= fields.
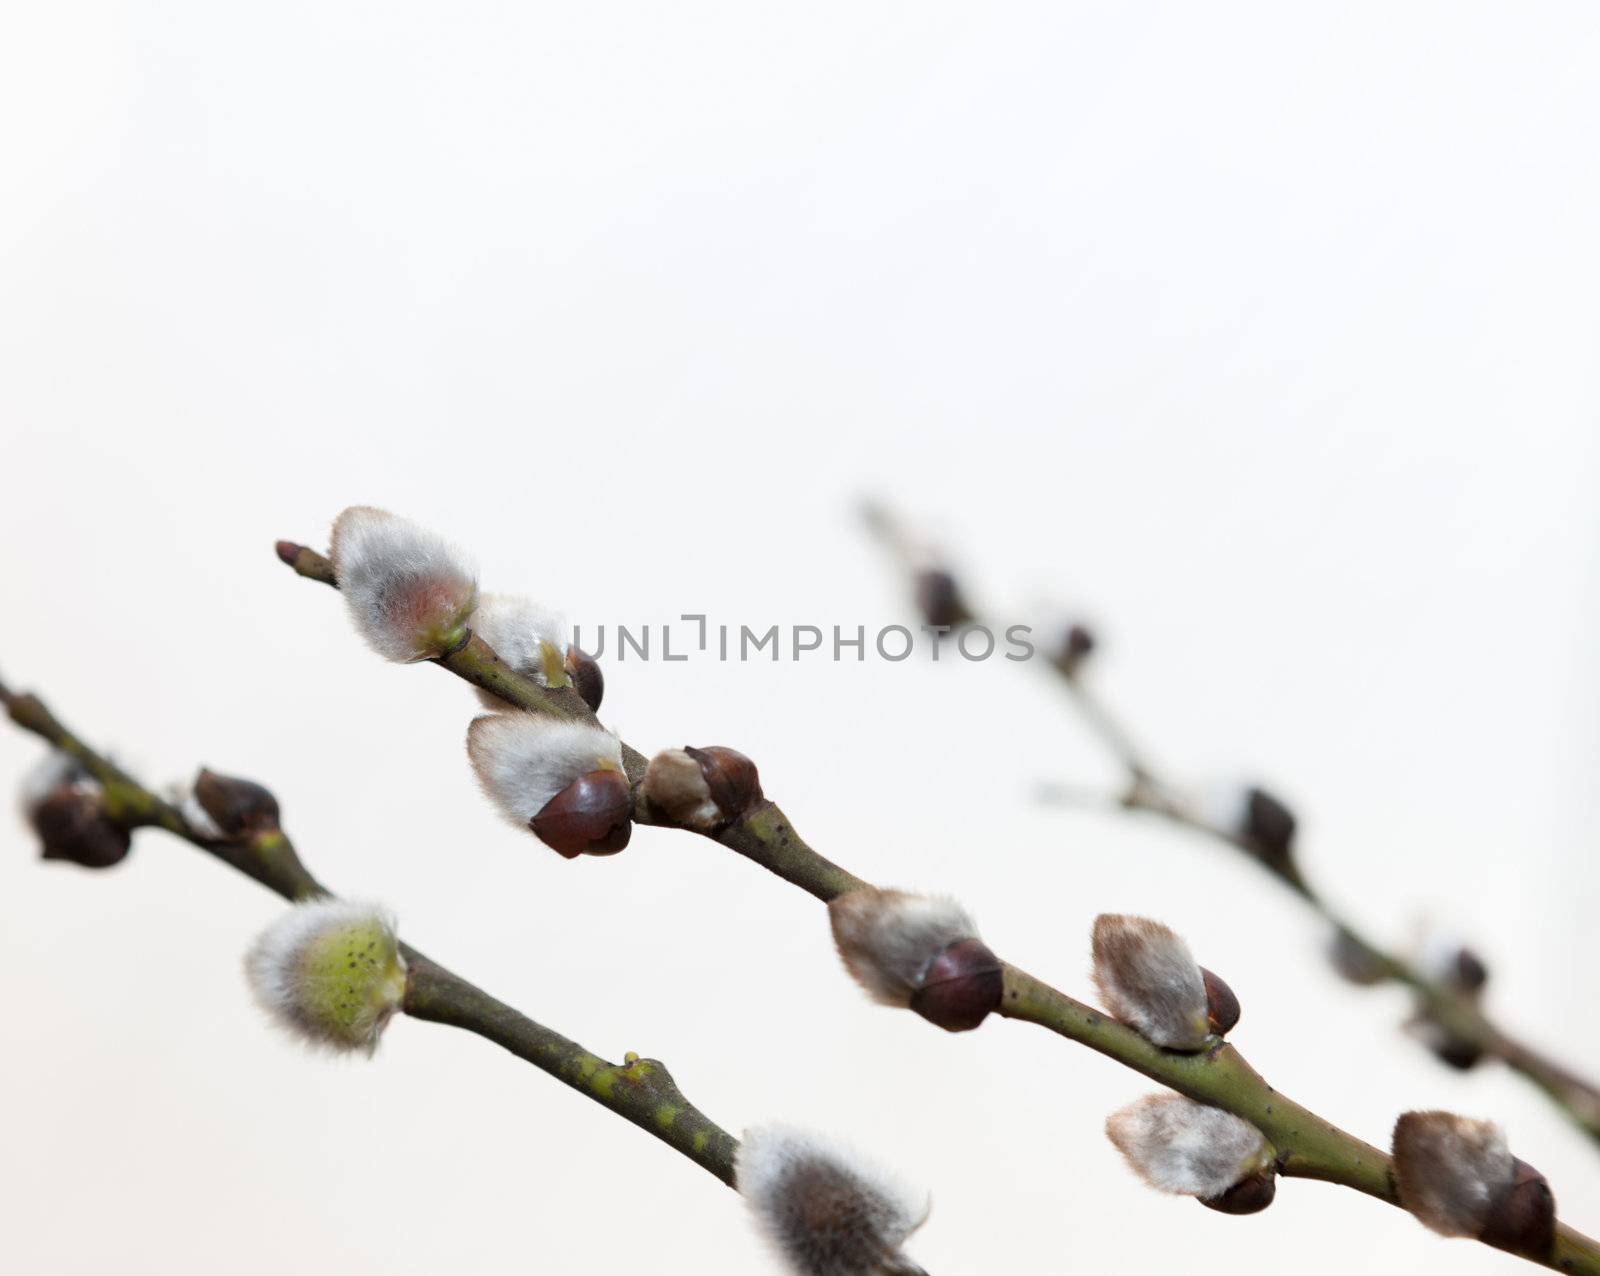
xmin=828 ymin=888 xmax=1002 ymax=1032
xmin=1391 ymin=1112 xmax=1554 ymax=1260
xmin=640 ymin=745 xmax=762 ymax=832
xmin=467 ymin=713 xmax=632 ymax=857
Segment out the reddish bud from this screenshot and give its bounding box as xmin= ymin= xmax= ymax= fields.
xmin=1200 ymin=1169 xmax=1277 ymax=1215
xmin=32 ymin=788 xmax=131 ymax=869
xmin=1201 ymin=966 xmax=1240 ymax=1036
xmin=193 ymin=768 xmax=280 ymax=839
xmin=914 ymin=569 xmax=972 ymax=630
xmin=1431 ymin=1036 xmax=1486 ymax=1072
xmin=565 ymin=647 xmax=604 ymax=712
xmin=1053 ymin=624 xmax=1096 ymax=678
xmin=684 ymin=746 xmax=762 ymax=824
xmin=1241 ymin=787 xmax=1296 ymax=871
xmin=530 ymin=769 xmax=633 ymax=858
xmin=908 ymin=938 xmax=1004 ymax=1032
xmin=274 ymin=540 xmax=302 ymax=566
xmin=1481 ymin=1158 xmax=1556 ymax=1262
xmin=1451 ymin=948 xmax=1489 ymax=994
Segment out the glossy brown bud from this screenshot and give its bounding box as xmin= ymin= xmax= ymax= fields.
xmin=1430 ymin=1036 xmax=1485 ymax=1072
xmin=909 ymin=938 xmax=1004 ymax=1032
xmin=684 ymin=746 xmax=762 ymax=825
xmin=530 ymin=769 xmax=633 ymax=858
xmin=1450 ymin=948 xmax=1489 ymax=994
xmin=1481 ymin=1158 xmax=1555 ymax=1261
xmin=1200 ymin=1169 xmax=1277 ymax=1215
xmin=565 ymin=646 xmax=604 ymax=713
xmin=1241 ymin=787 xmax=1296 ymax=871
xmin=913 ymin=568 xmax=973 ymax=631
xmin=32 ymin=788 xmax=131 ymax=869
xmin=193 ymin=768 xmax=281 ymax=839
xmin=1200 ymin=966 xmax=1240 ymax=1036
xmin=1053 ymin=624 xmax=1096 ymax=678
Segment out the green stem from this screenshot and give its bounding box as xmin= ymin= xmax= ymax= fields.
xmin=1120 ymin=780 xmax=1600 ymax=1148
xmin=1 ymin=680 xmax=739 ymax=1189
xmin=278 ymin=536 xmax=1600 ymax=1272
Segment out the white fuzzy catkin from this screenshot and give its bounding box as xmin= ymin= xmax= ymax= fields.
xmin=245 ymin=899 xmax=407 ymax=1056
xmin=1392 ymin=1111 xmax=1513 ymax=1238
xmin=1091 ymin=914 xmax=1211 ymax=1050
xmin=466 ymin=713 xmax=624 ymax=827
xmin=470 ymin=593 xmax=571 ymax=708
xmin=735 ymin=1124 xmax=930 ymax=1276
xmin=828 ymin=888 xmax=978 ymax=1008
xmin=641 ymin=748 xmax=721 ymax=830
xmin=1106 ymin=1094 xmax=1272 ymax=1198
xmin=329 ymin=505 xmax=478 ymax=663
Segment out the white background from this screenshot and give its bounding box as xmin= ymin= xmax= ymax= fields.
xmin=2 ymin=3 xmax=1597 ymax=1273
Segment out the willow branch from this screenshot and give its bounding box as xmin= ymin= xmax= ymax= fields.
xmin=277 ymin=538 xmax=1600 ymax=1274
xmin=859 ymin=506 xmax=1600 ymax=1152
xmin=1051 ymin=625 xmax=1600 ymax=1150
xmin=0 ymin=679 xmax=740 ymax=1189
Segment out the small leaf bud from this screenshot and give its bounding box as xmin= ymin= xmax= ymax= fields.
xmin=192 ymin=768 xmax=280 ymax=840
xmin=641 ymin=745 xmax=762 ymax=832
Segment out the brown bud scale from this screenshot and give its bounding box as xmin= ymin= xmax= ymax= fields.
xmin=565 ymin=647 xmax=604 ymax=713
xmin=530 ymin=769 xmax=633 ymax=858
xmin=685 ymin=745 xmax=762 ymax=825
xmin=1242 ymin=787 xmax=1296 ymax=871
xmin=194 ymin=768 xmax=281 ymax=839
xmin=32 ymin=789 xmax=131 ymax=869
xmin=1200 ymin=966 xmax=1240 ymax=1036
xmin=1481 ymin=1159 xmax=1555 ymax=1261
xmin=910 ymin=938 xmax=1003 ymax=1032
xmin=914 ymin=568 xmax=973 ymax=631
xmin=1200 ymin=1169 xmax=1277 ymax=1215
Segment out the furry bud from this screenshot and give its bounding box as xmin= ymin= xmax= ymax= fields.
xmin=641 ymin=745 xmax=762 ymax=832
xmin=1091 ymin=914 xmax=1211 ymax=1050
xmin=328 ymin=505 xmax=477 ymax=662
xmin=828 ymin=888 xmax=1000 ymax=1032
xmin=565 ymin=646 xmax=604 ymax=712
xmin=735 ymin=1124 xmax=930 ymax=1276
xmin=21 ymin=752 xmax=129 ymax=869
xmin=467 ymin=713 xmax=631 ymax=857
xmin=913 ymin=568 xmax=972 ymax=630
xmin=245 ymin=899 xmax=407 ymax=1055
xmin=470 ymin=594 xmax=573 ymax=709
xmin=1106 ymin=1094 xmax=1274 ymax=1201
xmin=1392 ymin=1112 xmax=1552 ymax=1257
xmin=1200 ymin=967 xmax=1240 ymax=1036
xmin=191 ymin=768 xmax=280 ymax=839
